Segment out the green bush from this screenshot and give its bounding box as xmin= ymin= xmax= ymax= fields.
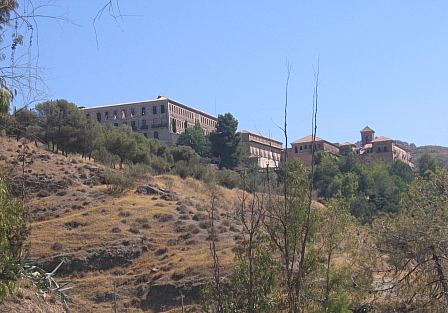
xmin=0 ymin=177 xmax=29 ymax=298
xmin=104 ymin=170 xmax=134 ymax=193
xmin=217 ymin=169 xmax=241 ymax=189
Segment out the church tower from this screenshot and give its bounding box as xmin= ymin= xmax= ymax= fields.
xmin=360 ymin=126 xmax=375 ymax=146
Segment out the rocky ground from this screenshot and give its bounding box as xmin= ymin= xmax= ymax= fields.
xmin=0 ymin=137 xmax=243 ymax=312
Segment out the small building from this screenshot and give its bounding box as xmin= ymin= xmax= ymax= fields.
xmin=81 ymin=96 xmax=217 ymax=145
xmin=240 ymin=131 xmax=283 ymax=168
xmin=338 ymin=142 xmax=357 ymax=156
xmin=287 ymin=135 xmax=340 ymax=166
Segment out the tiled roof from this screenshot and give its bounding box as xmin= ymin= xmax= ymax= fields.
xmin=372 ymin=136 xmax=393 ymax=142
xmin=291 ymin=135 xmax=324 ymax=144
xmin=361 ymin=126 xmax=375 ymax=132
xmin=339 ymin=142 xmax=356 ymax=147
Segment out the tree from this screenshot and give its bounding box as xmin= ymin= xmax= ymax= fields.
xmin=418 ymin=153 xmax=438 ymax=177
xmin=210 ymin=113 xmax=242 ymax=169
xmin=177 ymin=121 xmax=211 ymax=158
xmin=373 ymin=168 xmax=448 ymax=311
xmin=35 ymin=99 xmax=89 ymax=155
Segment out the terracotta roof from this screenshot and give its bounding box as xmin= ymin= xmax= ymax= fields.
xmin=339 ymin=142 xmax=356 ymax=147
xmin=372 ymin=136 xmax=393 ymax=142
xmin=361 ymin=126 xmax=375 ymax=132
xmin=291 ymin=135 xmax=324 ymax=144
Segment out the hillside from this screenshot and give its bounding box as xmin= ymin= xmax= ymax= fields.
xmin=411 ymin=145 xmax=448 ymax=168
xmin=394 ymin=140 xmax=448 ymax=168
xmin=0 ymin=137 xmax=244 ymax=313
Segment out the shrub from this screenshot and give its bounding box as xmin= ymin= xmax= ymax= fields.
xmin=104 ymin=169 xmax=134 ymax=193
xmin=217 ymin=169 xmax=241 ymax=189
xmin=0 ymin=177 xmax=29 ymax=298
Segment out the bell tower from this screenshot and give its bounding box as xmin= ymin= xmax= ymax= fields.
xmin=360 ymin=126 xmax=375 ymax=146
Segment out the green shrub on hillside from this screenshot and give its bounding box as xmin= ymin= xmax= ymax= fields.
xmin=0 ymin=177 xmax=29 ymax=298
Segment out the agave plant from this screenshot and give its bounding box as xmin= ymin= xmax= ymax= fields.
xmin=22 ymin=259 xmax=73 ymax=309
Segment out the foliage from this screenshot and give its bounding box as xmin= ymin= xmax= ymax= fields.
xmin=372 ymin=168 xmax=448 ymax=311
xmin=216 ymin=169 xmax=241 ymax=189
xmin=203 ymin=242 xmax=279 ymax=313
xmin=418 ymin=153 xmax=438 ymax=176
xmin=0 ymin=176 xmax=28 ymax=298
xmin=313 ymin=151 xmax=415 ymax=223
xmin=103 ymin=169 xmax=135 ymax=193
xmin=210 ymin=113 xmax=242 ymax=169
xmin=177 ymin=121 xmax=211 ymax=158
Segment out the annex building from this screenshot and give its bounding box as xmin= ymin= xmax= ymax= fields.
xmin=240 ymin=131 xmax=283 ymax=168
xmin=287 ymin=126 xmax=414 ymax=168
xmin=81 ymin=96 xmax=217 ymax=145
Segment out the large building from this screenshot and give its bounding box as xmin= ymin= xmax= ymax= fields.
xmin=240 ymin=131 xmax=283 ymax=168
xmin=357 ymin=126 xmax=413 ymax=167
xmin=81 ymin=96 xmax=217 ymax=145
xmin=287 ymin=126 xmax=414 ymax=168
xmin=287 ymin=135 xmax=340 ymax=166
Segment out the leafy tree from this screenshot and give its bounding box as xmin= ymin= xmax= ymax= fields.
xmin=418 ymin=153 xmax=438 ymax=176
xmin=6 ymin=108 xmax=39 ymax=141
xmin=210 ymin=113 xmax=242 ymax=169
xmin=177 ymin=121 xmax=211 ymax=157
xmin=35 ymin=99 xmax=88 ymax=155
xmin=373 ymin=168 xmax=448 ymax=311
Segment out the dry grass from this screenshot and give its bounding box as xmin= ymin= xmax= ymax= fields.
xmin=0 ymin=137 xmax=241 ymax=312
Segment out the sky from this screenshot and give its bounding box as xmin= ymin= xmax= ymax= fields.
xmin=21 ymin=0 xmax=448 ymax=147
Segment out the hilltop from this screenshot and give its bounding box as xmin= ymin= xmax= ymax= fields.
xmin=394 ymin=140 xmax=448 ymax=168
xmin=0 ymin=137 xmax=244 ymax=312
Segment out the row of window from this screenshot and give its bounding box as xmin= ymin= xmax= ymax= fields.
xmin=249 ymin=146 xmax=281 ymax=160
xmin=111 ymin=122 xmax=160 ymax=139
xmin=293 ymin=143 xmax=323 ymax=154
xmin=87 ymin=105 xmax=167 ymax=122
xmin=168 ymin=104 xmax=216 ymax=128
xmin=169 ymin=104 xmax=195 ymax=120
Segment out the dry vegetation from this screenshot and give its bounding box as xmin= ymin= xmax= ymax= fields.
xmin=0 ymin=137 xmax=243 ymax=312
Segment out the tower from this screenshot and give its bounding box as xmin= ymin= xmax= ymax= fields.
xmin=360 ymin=126 xmax=375 ymax=146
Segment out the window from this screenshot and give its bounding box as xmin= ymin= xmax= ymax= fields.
xmin=384 ymin=146 xmax=388 ymax=152
xmin=160 ymin=104 xmax=166 ymax=114
xmin=105 ymin=112 xmax=109 ymax=120
xmin=294 ymin=146 xmax=298 ymax=154
xmin=153 ymin=106 xmax=157 ymax=114
xmin=131 ymin=120 xmax=137 ymax=130
xmin=172 ymin=118 xmax=177 ymax=132
xmin=130 ymin=108 xmax=135 ymax=117
xmin=154 ymin=131 xmax=159 ymax=139
xmin=113 ymin=111 xmax=118 ymax=119
xmin=96 ymin=112 xmax=101 ymax=122
xmin=141 ymin=107 xmax=146 ymax=116
xmin=143 ymin=133 xmax=148 ymax=138
xmin=184 ymin=121 xmax=188 ymax=129
xmin=141 ymin=119 xmax=147 ymax=129
xmin=304 ymin=145 xmax=307 ymax=150
xmin=121 ymin=110 xmax=126 ymax=119
xmin=114 ymin=123 xmax=118 ymax=127
xmin=86 ymin=113 xmax=90 ymax=118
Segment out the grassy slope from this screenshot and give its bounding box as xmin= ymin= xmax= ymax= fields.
xmin=0 ymin=137 xmax=241 ymax=313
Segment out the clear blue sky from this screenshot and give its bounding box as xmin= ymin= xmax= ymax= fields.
xmin=29 ymin=1 xmax=448 ymax=147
